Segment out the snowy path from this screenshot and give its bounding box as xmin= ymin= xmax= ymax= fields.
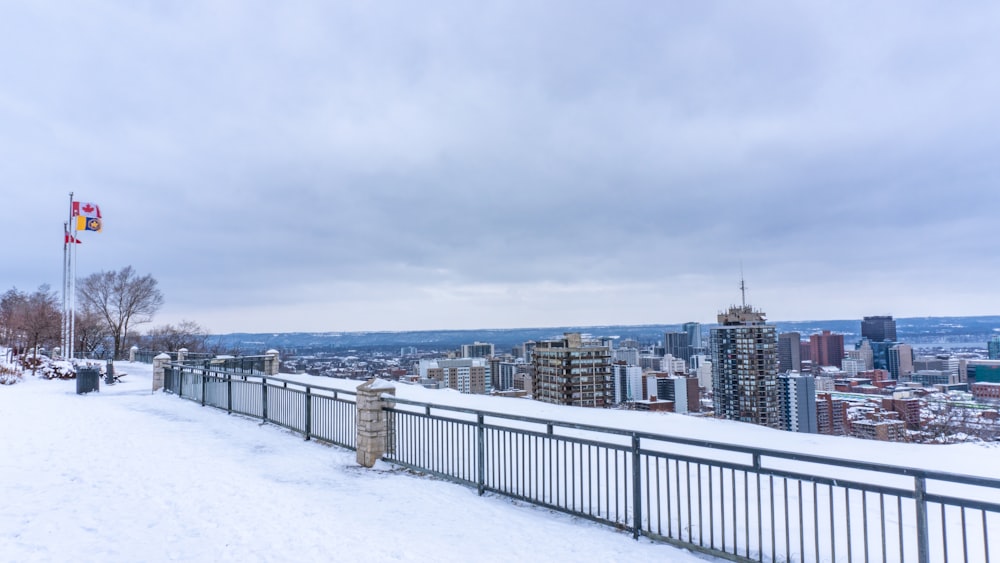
xmin=0 ymin=363 xmax=712 ymax=562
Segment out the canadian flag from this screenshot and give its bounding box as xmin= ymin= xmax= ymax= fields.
xmin=72 ymin=202 xmax=101 ymax=218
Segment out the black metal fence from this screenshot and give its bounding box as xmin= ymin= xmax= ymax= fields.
xmin=381 ymin=396 xmax=1000 ymax=563
xmin=134 ymin=350 xmax=216 ymax=364
xmin=163 ymin=364 xmax=357 ymax=450
xmin=159 ymin=366 xmax=1000 ymax=563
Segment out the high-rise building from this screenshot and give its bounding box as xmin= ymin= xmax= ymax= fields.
xmin=850 ymin=340 xmax=875 ymax=371
xmin=461 ymin=342 xmax=495 ymax=358
xmin=862 ymin=316 xmax=897 ymax=343
xmin=683 ymin=322 xmax=703 ymax=352
xmin=663 ymin=331 xmax=692 ymax=363
xmin=711 ymin=305 xmax=780 ymax=428
xmin=989 ymin=335 xmax=1000 ymax=360
xmin=778 ymin=373 xmax=817 ymax=433
xmin=809 ymin=331 xmax=845 ymax=368
xmin=613 ymin=347 xmax=640 ymax=366
xmin=533 ymin=333 xmax=612 ymax=408
xmin=611 ymin=363 xmax=644 ymax=404
xmin=887 ymin=344 xmax=914 ymax=380
xmin=777 ymin=332 xmax=802 ymax=373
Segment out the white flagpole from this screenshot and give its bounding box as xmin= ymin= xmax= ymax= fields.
xmin=62 ymin=221 xmax=68 ymax=358
xmin=68 ymin=192 xmax=76 ymax=360
xmin=64 ymin=193 xmax=74 ymax=359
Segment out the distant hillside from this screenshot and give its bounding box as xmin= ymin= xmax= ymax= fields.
xmin=211 ymin=315 xmax=1000 ymax=354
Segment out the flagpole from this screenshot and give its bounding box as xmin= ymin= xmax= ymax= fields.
xmin=62 ymin=221 xmax=68 ymax=358
xmin=68 ymin=192 xmax=76 ymax=360
xmin=64 ymin=193 xmax=74 ymax=359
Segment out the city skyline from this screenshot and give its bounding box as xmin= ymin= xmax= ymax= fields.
xmin=5 ymin=3 xmax=1000 ymax=334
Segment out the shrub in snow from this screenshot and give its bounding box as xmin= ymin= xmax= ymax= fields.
xmin=0 ymin=364 xmax=21 ymax=385
xmin=16 ymin=355 xmax=79 ymax=380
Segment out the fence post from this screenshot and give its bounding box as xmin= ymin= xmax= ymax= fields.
xmin=265 ymin=349 xmax=280 ymax=376
xmin=915 ymin=476 xmax=930 ymax=563
xmin=129 ymin=346 xmax=138 ymax=363
xmin=201 ymin=369 xmax=207 ymax=406
xmin=227 ymin=374 xmax=232 ymax=414
xmin=304 ymin=386 xmax=312 ymax=441
xmin=477 ymin=413 xmax=485 ymax=496
xmin=355 ymin=378 xmax=396 ymax=468
xmin=152 ymin=353 xmax=171 ymax=392
xmin=177 ymin=348 xmax=188 ymax=363
xmin=262 ymin=376 xmax=268 ymax=421
xmin=632 ymin=433 xmax=642 ymax=540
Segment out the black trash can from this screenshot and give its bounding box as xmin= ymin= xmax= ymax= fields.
xmin=77 ymin=366 xmax=100 ymax=394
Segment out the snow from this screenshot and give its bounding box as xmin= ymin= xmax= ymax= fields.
xmin=0 ymin=362 xmax=711 ymax=562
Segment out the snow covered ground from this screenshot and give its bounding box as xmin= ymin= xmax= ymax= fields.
xmin=0 ymin=362 xmax=714 ymax=562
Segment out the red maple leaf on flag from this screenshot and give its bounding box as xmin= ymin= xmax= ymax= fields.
xmin=81 ymin=203 xmax=97 ymax=215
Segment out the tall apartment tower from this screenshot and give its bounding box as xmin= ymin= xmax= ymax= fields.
xmin=711 ymin=305 xmax=780 ymax=428
xmin=862 ymin=316 xmax=897 ymax=343
xmin=611 ymin=363 xmax=644 ymax=404
xmin=778 ymin=372 xmax=817 ymax=433
xmin=809 ymin=331 xmax=845 ymax=368
xmin=777 ymin=332 xmax=802 ymax=373
xmin=989 ymin=335 xmax=1000 ymax=360
xmin=664 ymin=331 xmax=692 ymax=363
xmin=533 ymin=333 xmax=613 ymax=408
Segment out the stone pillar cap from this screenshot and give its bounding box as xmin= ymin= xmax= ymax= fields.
xmin=266 ymin=349 xmax=280 ymax=355
xmin=154 ymin=353 xmax=172 ymax=360
xmin=357 ymin=377 xmax=396 ymax=392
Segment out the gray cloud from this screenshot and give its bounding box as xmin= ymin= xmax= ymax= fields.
xmin=5 ymin=2 xmax=1000 ymax=332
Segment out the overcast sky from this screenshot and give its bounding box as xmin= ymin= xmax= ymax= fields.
xmin=4 ymin=2 xmax=999 ymax=334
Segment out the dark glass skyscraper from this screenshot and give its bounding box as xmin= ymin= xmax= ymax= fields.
xmin=664 ymin=331 xmax=692 ymax=363
xmin=778 ymin=332 xmax=802 ymax=373
xmin=862 ymin=316 xmax=897 ymax=343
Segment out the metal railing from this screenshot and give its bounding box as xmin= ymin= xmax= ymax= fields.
xmin=163 ymin=363 xmax=357 ymax=450
xmin=381 ymin=395 xmax=1000 ymax=563
xmin=158 ymin=366 xmax=1000 ymax=563
xmin=134 ymin=350 xmax=215 ymax=364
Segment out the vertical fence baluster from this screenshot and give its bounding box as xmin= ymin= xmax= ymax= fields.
xmin=261 ymin=377 xmax=268 ymax=421
xmin=631 ymin=433 xmax=641 ymax=540
xmin=304 ymin=386 xmax=311 ymax=440
xmin=477 ymin=414 xmax=485 ymax=496
xmin=915 ymin=476 xmax=930 ymax=563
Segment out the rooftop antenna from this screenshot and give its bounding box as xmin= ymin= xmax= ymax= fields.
xmin=739 ymin=262 xmax=747 ymax=308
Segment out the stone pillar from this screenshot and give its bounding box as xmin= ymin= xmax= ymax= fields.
xmin=152 ymin=353 xmax=171 ymax=392
xmin=355 ymin=378 xmax=396 ymax=467
xmin=177 ymin=348 xmax=188 ymax=363
xmin=129 ymin=346 xmax=138 ymax=363
xmin=265 ymin=349 xmax=280 ymax=375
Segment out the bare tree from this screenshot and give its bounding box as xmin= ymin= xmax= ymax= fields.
xmin=22 ymin=285 xmax=62 ymax=359
xmin=77 ymin=266 xmax=164 ymax=360
xmin=145 ymin=320 xmax=209 ymax=353
xmin=75 ymin=308 xmax=112 ymax=359
xmin=0 ymin=286 xmax=60 ymax=370
xmin=0 ymin=288 xmax=27 ymax=353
